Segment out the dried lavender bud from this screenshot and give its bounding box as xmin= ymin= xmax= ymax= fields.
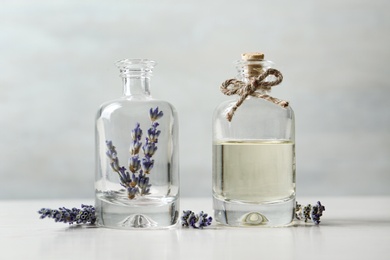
xmin=294 ymin=201 xmax=303 ymax=220
xmin=129 ymin=154 xmax=141 ymax=173
xmin=311 ymin=201 xmax=325 ymax=225
xmin=147 ymin=122 xmax=161 ymax=143
xmin=117 ymin=166 xmax=132 ymax=186
xmin=126 ymin=187 xmax=139 ymax=199
xmin=149 ymin=107 xmax=164 ymax=122
xmin=142 ymin=139 xmax=158 ymax=157
xmin=131 ymin=123 xmax=143 ymax=140
xmin=138 ymin=171 xmax=151 ymax=195
xmin=106 ymin=141 xmax=120 ymax=172
xmin=141 ymin=157 xmax=154 ymax=174
xmin=130 ymin=140 xmax=142 ymax=155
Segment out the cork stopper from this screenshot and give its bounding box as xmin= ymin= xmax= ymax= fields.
xmin=241 ymin=52 xmax=265 ymax=77
xmin=241 ymin=52 xmax=264 ymax=61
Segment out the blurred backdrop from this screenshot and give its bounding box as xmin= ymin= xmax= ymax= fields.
xmin=1 ymin=0 xmax=389 ymax=199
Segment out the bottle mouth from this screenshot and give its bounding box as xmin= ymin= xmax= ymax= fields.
xmin=115 ymin=59 xmax=156 ymax=77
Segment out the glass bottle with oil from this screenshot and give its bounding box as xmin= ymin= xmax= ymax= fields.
xmin=212 ymin=53 xmax=295 ymax=226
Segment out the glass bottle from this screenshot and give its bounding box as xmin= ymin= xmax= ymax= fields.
xmin=95 ymin=59 xmax=179 ymax=229
xmin=212 ymin=53 xmax=295 ymax=227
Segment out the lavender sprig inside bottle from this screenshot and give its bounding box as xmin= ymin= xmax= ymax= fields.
xmin=106 ymin=107 xmax=163 ymax=199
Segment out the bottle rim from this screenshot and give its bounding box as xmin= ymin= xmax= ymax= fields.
xmin=115 ymin=59 xmax=157 ymax=69
xmin=115 ymin=59 xmax=156 ymax=78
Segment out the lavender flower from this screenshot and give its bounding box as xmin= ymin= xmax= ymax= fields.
xmin=105 ymin=140 xmax=116 ymax=156
xmin=75 ymin=205 xmax=96 ymax=224
xmin=295 ymin=201 xmax=325 ymax=225
xmin=118 ymin=166 xmax=132 ymax=186
xmin=131 ymin=123 xmax=143 ymax=140
xmin=106 ymin=141 xmax=120 ymax=172
xmin=130 ymin=140 xmax=142 ymax=155
xmin=127 ymin=186 xmax=139 ymax=199
xmin=142 ymin=139 xmax=158 ymax=157
xmin=138 ymin=170 xmax=151 ymax=195
xmin=311 ymin=201 xmax=325 ymax=225
xmin=295 ymin=202 xmax=302 ymax=220
xmin=149 ymin=107 xmax=164 ymax=122
xmin=142 ymin=157 xmax=154 ymax=174
xmin=38 ymin=204 xmax=96 ymax=225
xmin=128 ymin=154 xmax=141 ymax=173
xmin=147 ymin=122 xmax=161 ymax=143
xmin=181 ymin=210 xmax=213 ymax=229
xmin=303 ymin=204 xmax=312 ymax=222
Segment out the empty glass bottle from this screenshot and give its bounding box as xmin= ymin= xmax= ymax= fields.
xmin=95 ymin=59 xmax=179 ymax=229
xmin=212 ymin=53 xmax=295 ymax=227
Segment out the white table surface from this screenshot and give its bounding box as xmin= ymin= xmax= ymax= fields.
xmin=1 ymin=197 xmax=389 ymax=260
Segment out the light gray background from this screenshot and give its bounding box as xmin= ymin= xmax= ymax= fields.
xmin=1 ymin=0 xmax=389 ymax=199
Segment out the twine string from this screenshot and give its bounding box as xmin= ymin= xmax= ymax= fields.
xmin=220 ymin=68 xmax=288 ymax=122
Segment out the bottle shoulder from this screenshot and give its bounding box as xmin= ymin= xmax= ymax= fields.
xmin=96 ymin=97 xmax=177 ymax=120
xmin=99 ymin=97 xmax=175 ymax=110
xmin=214 ymin=97 xmax=294 ymax=119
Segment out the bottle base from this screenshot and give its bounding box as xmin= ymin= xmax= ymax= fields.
xmin=213 ymin=195 xmax=295 ymax=227
xmin=95 ymin=193 xmax=179 ymax=229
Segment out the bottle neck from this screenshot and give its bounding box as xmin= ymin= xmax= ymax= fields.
xmin=236 ymin=59 xmax=274 ymax=83
xmin=116 ymin=59 xmax=156 ymax=98
xmin=122 ymin=76 xmax=151 ymax=97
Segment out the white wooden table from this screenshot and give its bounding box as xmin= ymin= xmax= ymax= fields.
xmin=1 ymin=197 xmax=389 ymax=259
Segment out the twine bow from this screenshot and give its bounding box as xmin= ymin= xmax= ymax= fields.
xmin=220 ymin=68 xmax=289 ymax=122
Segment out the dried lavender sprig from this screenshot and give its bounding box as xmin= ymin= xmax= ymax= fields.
xmin=181 ymin=210 xmax=213 ymax=229
xmin=38 ymin=204 xmax=96 ymax=225
xmin=295 ymin=201 xmax=325 ymax=225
